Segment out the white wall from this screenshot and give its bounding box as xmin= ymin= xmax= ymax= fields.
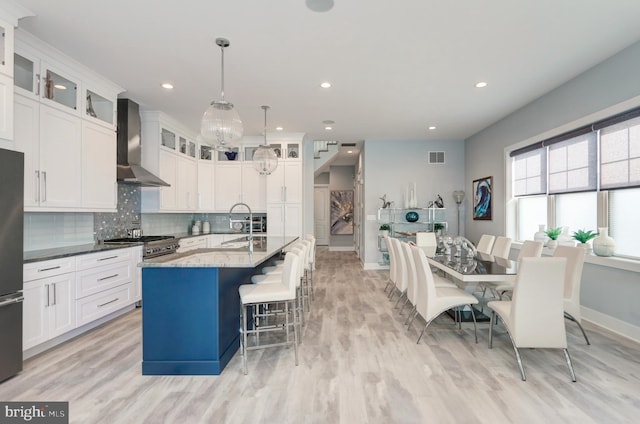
xmin=465 ymin=40 xmax=640 ymax=334
xmin=362 ymin=139 xmax=465 ymax=267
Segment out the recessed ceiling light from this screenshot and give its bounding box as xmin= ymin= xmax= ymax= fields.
xmin=347 ymin=150 xmax=353 ymax=154
xmin=475 ymin=81 xmax=488 ymax=88
xmin=325 ymin=126 xmax=333 ymax=131
xmin=54 ymin=84 xmax=66 ymax=90
xmin=306 ymin=0 xmax=334 ymax=13
xmin=161 ymin=83 xmax=174 ymax=89
xmin=276 ymin=127 xmax=283 ymax=131
xmin=428 ymin=126 xmax=437 ymax=130
xmin=320 ymin=82 xmax=332 ymax=89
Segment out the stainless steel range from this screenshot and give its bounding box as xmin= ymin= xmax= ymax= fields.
xmin=104 ymin=236 xmax=179 ymax=259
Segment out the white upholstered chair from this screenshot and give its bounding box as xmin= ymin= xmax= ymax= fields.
xmin=415 ymin=231 xmax=437 ymax=247
xmin=485 ymin=240 xmax=543 ymax=297
xmin=487 ymin=257 xmax=576 ymax=382
xmin=553 ymin=245 xmax=590 ymax=345
xmin=491 ymin=236 xmax=512 ymax=259
xmin=388 ymin=238 xmax=408 ymax=302
xmin=238 ymin=252 xmax=300 ymax=374
xmin=476 ymin=234 xmax=496 ymax=255
xmin=383 ymin=235 xmax=397 ymax=294
xmin=409 ymin=245 xmax=479 ymax=344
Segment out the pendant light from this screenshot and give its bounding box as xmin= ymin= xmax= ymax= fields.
xmin=253 ymin=105 xmax=279 ymax=175
xmin=200 ymin=37 xmax=243 ymax=151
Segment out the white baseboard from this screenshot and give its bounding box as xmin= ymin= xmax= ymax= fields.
xmin=329 ymin=246 xmax=355 ymax=252
xmin=582 ymin=306 xmax=640 ymax=343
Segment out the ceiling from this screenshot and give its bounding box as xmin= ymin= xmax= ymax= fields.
xmin=12 ymin=0 xmax=640 ymax=149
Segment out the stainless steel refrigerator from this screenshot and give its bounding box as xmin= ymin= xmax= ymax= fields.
xmin=0 ymin=148 xmax=24 ymax=382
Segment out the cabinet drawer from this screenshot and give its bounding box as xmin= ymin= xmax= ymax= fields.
xmin=76 ymin=248 xmax=133 ymax=270
xmin=177 ymin=236 xmax=208 ymax=253
xmin=24 ymin=257 xmax=76 ymax=282
xmin=75 ymin=262 xmax=132 ymax=299
xmin=75 ymin=283 xmax=132 ymax=326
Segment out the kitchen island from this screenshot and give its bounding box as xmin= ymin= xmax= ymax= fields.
xmin=139 ymin=236 xmax=298 ymax=375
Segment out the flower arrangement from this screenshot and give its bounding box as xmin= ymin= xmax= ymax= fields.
xmin=572 ymin=229 xmax=598 ymax=244
xmin=545 ymin=227 xmax=562 ymax=240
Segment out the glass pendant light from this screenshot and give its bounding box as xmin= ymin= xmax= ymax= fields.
xmin=201 ymin=38 xmax=243 ymax=151
xmin=253 ymin=105 xmax=278 ymax=175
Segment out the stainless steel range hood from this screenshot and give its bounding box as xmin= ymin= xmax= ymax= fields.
xmin=117 ymin=99 xmax=170 ymax=187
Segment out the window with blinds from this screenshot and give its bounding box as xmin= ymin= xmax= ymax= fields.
xmin=600 ymin=115 xmax=640 ymax=189
xmin=609 ymin=187 xmax=640 ymax=258
xmin=548 ymin=132 xmax=597 ymax=194
xmin=512 ymin=148 xmax=546 ymax=196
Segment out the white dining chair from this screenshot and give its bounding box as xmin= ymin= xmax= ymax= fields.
xmin=476 ymin=234 xmax=496 ymax=255
xmin=415 ymin=231 xmax=437 ymax=247
xmin=409 ymin=245 xmax=479 ymax=344
xmin=488 ymin=256 xmax=576 ymax=382
xmin=485 ymin=240 xmax=543 ymax=298
xmin=388 ymin=238 xmax=408 ymax=302
xmin=491 ymin=236 xmax=512 ymax=259
xmin=383 ymin=235 xmax=396 ymax=293
xmin=553 ymin=245 xmax=590 ymax=345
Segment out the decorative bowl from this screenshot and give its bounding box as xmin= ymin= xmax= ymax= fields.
xmin=405 ymin=211 xmax=419 ymax=222
xmin=225 ymin=151 xmax=238 ymax=160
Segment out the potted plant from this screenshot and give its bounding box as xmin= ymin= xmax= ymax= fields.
xmin=433 ymin=222 xmax=445 ymax=236
xmin=379 ymin=224 xmax=391 ymax=237
xmin=544 ymin=227 xmax=562 ymax=249
xmin=572 ymin=229 xmax=597 ymax=250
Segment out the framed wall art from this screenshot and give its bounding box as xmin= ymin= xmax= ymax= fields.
xmin=330 ymin=190 xmax=354 ymax=235
xmin=473 ymin=176 xmax=492 ymax=220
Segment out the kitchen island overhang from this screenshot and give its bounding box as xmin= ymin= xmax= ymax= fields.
xmin=140 ymin=236 xmax=298 ymax=375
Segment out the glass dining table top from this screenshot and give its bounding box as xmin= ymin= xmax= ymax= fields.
xmin=420 ymin=247 xmax=518 ymax=282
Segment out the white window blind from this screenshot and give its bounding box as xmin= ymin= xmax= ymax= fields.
xmin=600 ymin=116 xmax=640 ymax=189
xmin=548 ymin=132 xmax=597 ymax=194
xmin=608 ymin=187 xmax=640 ymax=258
xmin=516 ymin=195 xmax=547 ymax=241
xmin=512 ymin=148 xmax=546 ymax=196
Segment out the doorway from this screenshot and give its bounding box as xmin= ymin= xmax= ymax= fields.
xmin=314 ymin=185 xmax=329 ymax=245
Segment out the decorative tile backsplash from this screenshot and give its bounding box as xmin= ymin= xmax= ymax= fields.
xmin=93 ymin=184 xmax=141 ymax=241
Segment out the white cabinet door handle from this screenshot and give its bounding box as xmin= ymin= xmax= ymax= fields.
xmin=42 ymin=171 xmax=47 ymax=202
xmin=35 ymin=170 xmax=40 ymax=202
xmin=45 ymin=283 xmax=50 ymax=307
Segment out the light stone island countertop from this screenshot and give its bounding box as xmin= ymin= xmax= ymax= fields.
xmin=140 ymin=236 xmax=299 ymax=268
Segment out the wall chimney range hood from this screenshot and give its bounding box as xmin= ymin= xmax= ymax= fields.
xmin=117 ymin=99 xmax=170 ymax=187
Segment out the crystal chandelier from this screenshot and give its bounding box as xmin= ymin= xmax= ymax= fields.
xmin=200 ymin=38 xmax=243 ymax=151
xmin=253 ymin=105 xmax=279 ymax=175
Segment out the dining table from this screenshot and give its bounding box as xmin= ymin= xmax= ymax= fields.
xmin=420 ymin=246 xmax=518 ymax=321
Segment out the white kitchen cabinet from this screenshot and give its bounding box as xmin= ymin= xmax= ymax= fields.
xmin=23 ymin=257 xmax=77 ymax=351
xmin=266 ymin=161 xmax=302 ymax=204
xmin=214 ymin=163 xmax=243 ymax=211
xmin=0 ymin=18 xmax=14 ymax=77
xmin=13 ymin=32 xmax=122 ymax=211
xmin=242 ymin=162 xmax=266 ymax=211
xmin=81 ymin=121 xmax=116 ymax=210
xmin=38 ymin=104 xmax=82 ymax=208
xmin=267 ymin=203 xmax=302 ymax=237
xmin=140 ymin=111 xmax=199 ymax=212
xmin=266 ymin=158 xmax=302 ymax=237
xmin=0 ymin=72 xmax=12 ymax=141
xmin=197 ymin=160 xmax=215 ymax=211
xmin=74 ymin=248 xmax=136 ymax=327
xmin=15 ymin=100 xmax=82 ymax=210
xmin=176 ymin=154 xmax=197 ymax=210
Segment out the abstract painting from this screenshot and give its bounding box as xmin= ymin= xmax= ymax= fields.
xmin=473 ymin=176 xmax=492 ymax=220
xmin=330 ymin=190 xmax=354 ymax=235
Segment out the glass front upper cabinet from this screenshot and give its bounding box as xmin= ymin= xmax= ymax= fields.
xmin=85 ymin=89 xmax=114 ymax=125
xmin=14 ymin=52 xmax=36 ymax=94
xmin=44 ymin=69 xmax=77 ymax=110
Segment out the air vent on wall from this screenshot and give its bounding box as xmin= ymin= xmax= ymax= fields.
xmin=428 ymin=151 xmax=445 ymax=164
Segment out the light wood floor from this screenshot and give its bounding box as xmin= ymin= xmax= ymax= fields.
xmin=2 ymin=248 xmax=640 ymax=423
